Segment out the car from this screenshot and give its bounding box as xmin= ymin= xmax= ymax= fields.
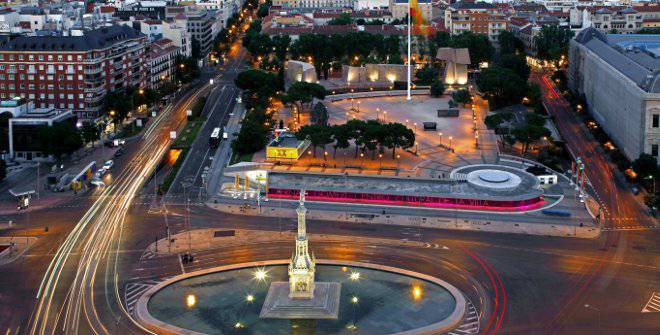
xmin=103 ymin=160 xmax=114 ymax=170
xmin=90 ymin=178 xmax=105 ymax=187
xmin=94 ymin=168 xmax=106 ymax=179
xmin=114 ymin=148 xmax=125 ymax=158
xmin=113 ymin=139 xmax=126 ymax=147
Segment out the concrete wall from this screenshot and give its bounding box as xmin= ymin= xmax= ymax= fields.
xmin=208 ymin=202 xmax=601 ymax=238
xmin=343 ymin=64 xmax=407 ymax=84
xmin=444 ymin=62 xmax=468 ymax=85
xmin=285 ymin=60 xmax=318 ymax=84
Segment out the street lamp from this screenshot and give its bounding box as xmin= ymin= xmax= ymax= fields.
xmin=448 ymin=136 xmax=453 ymax=148
xmin=584 ymin=304 xmax=601 ymax=330
xmin=438 ymin=132 xmax=443 ymax=145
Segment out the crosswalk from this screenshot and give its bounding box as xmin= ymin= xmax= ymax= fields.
xmin=642 ymin=292 xmax=660 ymax=313
xmin=448 ymin=300 xmax=480 ymax=335
xmin=124 ymin=279 xmax=168 ymax=315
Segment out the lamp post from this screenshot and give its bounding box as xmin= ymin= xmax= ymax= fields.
xmin=439 ymin=132 xmax=443 ymax=146
xmin=448 ymin=136 xmax=453 ymax=149
xmin=584 ymin=304 xmax=601 ymax=330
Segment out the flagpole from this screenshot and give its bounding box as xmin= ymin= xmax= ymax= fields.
xmin=407 ymin=0 xmax=412 ymax=101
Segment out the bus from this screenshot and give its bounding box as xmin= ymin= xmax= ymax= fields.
xmin=210 ymin=127 xmax=221 ymax=149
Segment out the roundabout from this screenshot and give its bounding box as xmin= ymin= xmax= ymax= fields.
xmin=135 ymin=192 xmax=469 ymax=335
xmin=136 ymin=260 xmax=466 ymax=335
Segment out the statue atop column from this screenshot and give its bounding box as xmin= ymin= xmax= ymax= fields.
xmin=288 ymin=189 xmax=315 ymax=299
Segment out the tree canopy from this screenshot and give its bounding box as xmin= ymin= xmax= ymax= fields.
xmin=535 ymin=25 xmax=574 ymax=65
xmin=476 ymin=66 xmax=527 ymax=108
xmin=498 ymin=31 xmax=525 ymax=55
xmin=448 ymin=32 xmax=494 ymax=67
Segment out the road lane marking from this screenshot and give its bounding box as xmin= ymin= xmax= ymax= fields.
xmin=642 ymin=292 xmax=660 ymax=313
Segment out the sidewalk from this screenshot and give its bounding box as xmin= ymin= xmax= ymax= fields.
xmin=0 ymin=139 xmax=121 ymax=215
xmin=144 ymin=227 xmax=426 ymax=256
xmin=0 ymin=236 xmax=38 ymax=266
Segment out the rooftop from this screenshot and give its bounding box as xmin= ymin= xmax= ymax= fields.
xmin=268 ymin=166 xmax=542 ymax=202
xmin=0 ymin=25 xmax=144 ymax=52
xmin=574 ymin=28 xmax=660 ymax=93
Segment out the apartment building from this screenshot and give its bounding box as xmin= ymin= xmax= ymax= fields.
xmin=0 ymin=25 xmax=147 ymax=120
xmin=444 ymin=1 xmax=507 ymax=42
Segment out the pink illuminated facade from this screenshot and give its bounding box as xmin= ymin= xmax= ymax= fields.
xmin=268 ymin=188 xmax=545 ymax=211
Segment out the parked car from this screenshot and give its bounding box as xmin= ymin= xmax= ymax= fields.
xmin=94 ymin=168 xmax=106 ymax=179
xmin=103 ymin=160 xmax=114 ymax=170
xmin=114 ymin=148 xmax=125 ymax=158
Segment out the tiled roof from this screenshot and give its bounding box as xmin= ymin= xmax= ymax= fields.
xmin=633 ymin=5 xmax=660 ymax=13
xmin=575 ymin=28 xmax=660 ymax=93
xmin=0 ymin=25 xmax=144 ymax=51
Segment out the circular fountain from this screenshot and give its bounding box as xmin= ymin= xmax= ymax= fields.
xmin=135 ymin=191 xmax=466 ymax=335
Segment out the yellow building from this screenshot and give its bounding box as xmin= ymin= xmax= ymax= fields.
xmin=266 ymin=133 xmax=311 ymax=162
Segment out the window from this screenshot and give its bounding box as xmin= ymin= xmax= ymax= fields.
xmin=67 ymin=55 xmax=72 ymax=61
xmin=57 ymin=55 xmax=63 ymax=61
xmin=48 ymin=55 xmax=53 ymax=61
xmin=28 ymin=55 xmax=34 ymax=60
xmin=39 ymin=55 xmax=43 ymax=61
xmin=653 ymin=114 xmax=659 ymax=128
xmin=653 ymin=144 xmax=659 ymax=157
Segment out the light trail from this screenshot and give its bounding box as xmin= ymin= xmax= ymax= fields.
xmin=27 ymin=82 xmax=210 ymax=335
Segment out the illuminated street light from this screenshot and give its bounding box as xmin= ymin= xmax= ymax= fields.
xmin=350 ymin=271 xmax=360 ymax=281
xmin=351 ymin=296 xmax=359 ymax=304
xmin=412 ymin=286 xmax=423 ymax=300
xmin=254 ymin=269 xmax=268 ymax=281
xmin=186 ymin=294 xmax=197 ymax=308
xmin=246 ymin=294 xmax=254 ymax=302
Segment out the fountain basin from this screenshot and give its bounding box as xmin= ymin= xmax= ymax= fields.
xmin=136 ymin=260 xmax=466 ymax=335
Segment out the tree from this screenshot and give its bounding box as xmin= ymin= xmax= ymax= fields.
xmin=498 ymin=31 xmax=525 ymax=55
xmin=331 ymin=124 xmax=351 ymax=158
xmin=311 ymin=102 xmax=329 ymax=126
xmin=282 ymin=82 xmax=326 ymax=123
xmin=415 ymin=66 xmax=437 ymax=85
xmin=433 ymin=31 xmax=451 ymax=48
xmin=477 ymin=66 xmax=527 ymax=108
xmin=452 ymin=89 xmax=472 ymax=106
xmin=37 ymin=122 xmax=82 ymax=163
xmin=511 ymin=123 xmax=550 ymax=155
xmin=271 ymin=34 xmax=291 ymax=61
xmin=235 ymin=69 xmax=279 ymax=98
xmin=81 ymin=121 xmax=101 ymax=147
xmin=232 ymin=109 xmax=272 ymax=155
xmin=484 ymin=112 xmax=513 ymax=130
xmin=328 ymin=13 xmax=353 ymax=25
xmin=632 ymin=154 xmax=658 ymax=179
xmin=430 ymin=80 xmax=445 ymax=97
xmin=102 ymin=90 xmax=133 ymax=124
xmin=246 ymin=33 xmax=272 ymax=57
xmin=449 ymin=32 xmax=494 ymax=67
xmin=175 ymin=56 xmax=201 ymax=84
xmin=526 ymin=83 xmax=544 ymax=113
xmin=296 ymin=124 xmax=333 ymax=157
xmin=535 ymin=25 xmax=574 ymax=66
xmin=257 ymin=3 xmax=270 ymax=18
xmin=384 ymin=122 xmax=415 ymax=159
xmin=497 ymin=53 xmax=530 ymax=81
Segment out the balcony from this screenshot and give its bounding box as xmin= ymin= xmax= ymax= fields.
xmin=84 ymin=67 xmax=103 ymax=75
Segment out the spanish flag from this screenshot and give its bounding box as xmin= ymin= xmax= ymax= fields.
xmin=409 ymin=0 xmax=430 ymax=35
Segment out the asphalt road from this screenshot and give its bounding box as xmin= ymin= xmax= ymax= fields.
xmin=0 ymin=44 xmax=657 ymax=335
xmin=166 ymin=48 xmax=245 ymax=198
xmin=123 ymin=205 xmax=659 ymax=335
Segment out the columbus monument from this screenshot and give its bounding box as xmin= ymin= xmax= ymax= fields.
xmin=260 ymin=190 xmax=341 ymax=319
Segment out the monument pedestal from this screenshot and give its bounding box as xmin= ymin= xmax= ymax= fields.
xmin=259 ymin=282 xmax=341 ymax=319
